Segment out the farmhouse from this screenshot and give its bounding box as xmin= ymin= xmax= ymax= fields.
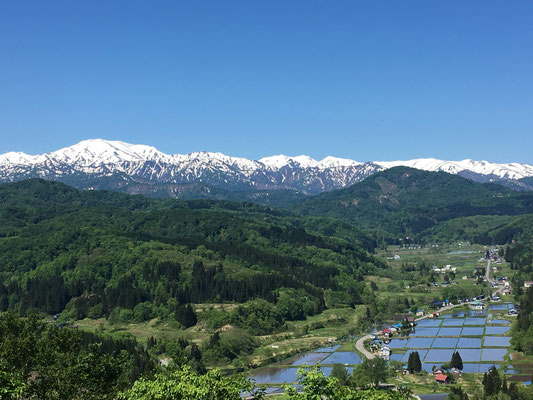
xmin=394 ymin=314 xmax=415 ymax=324
xmin=471 ymin=300 xmax=484 ymax=310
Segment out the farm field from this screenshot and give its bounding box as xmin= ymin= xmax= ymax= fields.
xmin=246 ymin=243 xmax=521 ymax=398
xmin=247 ymin=305 xmax=514 ymax=386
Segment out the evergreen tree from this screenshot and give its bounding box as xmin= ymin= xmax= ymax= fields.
xmin=450 ymin=351 xmax=463 ymax=370
xmin=508 ymin=382 xmax=520 ymax=399
xmin=407 ymin=352 xmax=415 ymax=373
xmin=146 ymin=336 xmax=156 ymax=350
xmin=412 ymin=351 xmax=422 ymax=373
xmin=483 ymin=366 xmax=501 ymax=396
xmin=175 ymin=304 xmax=198 ymax=328
xmin=448 ymin=386 xmax=469 ymax=400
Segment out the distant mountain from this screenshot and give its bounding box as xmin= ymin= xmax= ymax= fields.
xmin=292 ymin=167 xmax=533 ymax=237
xmin=1 ymin=139 xmax=532 ymax=202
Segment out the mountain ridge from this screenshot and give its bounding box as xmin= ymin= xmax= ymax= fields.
xmin=1 ymin=139 xmax=533 ymax=197
xmin=292 ymin=166 xmax=533 ymax=237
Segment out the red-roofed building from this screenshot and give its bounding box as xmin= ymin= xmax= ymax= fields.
xmin=435 ymin=374 xmax=450 ymax=383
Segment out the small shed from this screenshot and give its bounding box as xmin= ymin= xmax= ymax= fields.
xmin=435 ymin=374 xmax=450 ymax=383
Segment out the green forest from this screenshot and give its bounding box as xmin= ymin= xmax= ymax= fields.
xmin=0 ymin=179 xmax=384 ymax=335
xmin=293 ymin=167 xmax=533 ymax=239
xmin=3 ymin=170 xmax=533 ymax=399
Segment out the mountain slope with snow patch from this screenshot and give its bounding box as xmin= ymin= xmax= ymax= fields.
xmin=0 ymin=139 xmax=532 ymax=197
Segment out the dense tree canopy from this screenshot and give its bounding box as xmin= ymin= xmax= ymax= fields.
xmin=0 ymin=179 xmax=384 ymax=332
xmin=118 ymin=366 xmax=262 ymax=400
xmin=0 ymin=313 xmax=152 ymax=399
xmin=293 ymin=167 xmax=533 ymax=238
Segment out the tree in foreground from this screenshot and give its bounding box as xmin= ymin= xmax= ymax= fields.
xmin=285 ymin=365 xmax=338 ymax=399
xmin=0 ymin=365 xmax=25 ymax=400
xmin=0 ymin=312 xmax=148 ymax=399
xmin=119 ymin=365 xmax=264 ymax=400
xmin=353 ymin=357 xmax=389 ymax=388
xmin=284 ymin=365 xmax=411 ymax=399
xmin=450 ymin=351 xmax=463 ymax=371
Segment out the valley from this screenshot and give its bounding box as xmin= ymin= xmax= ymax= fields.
xmin=2 ymin=168 xmax=533 ymax=399
xmin=3 ymin=2 xmax=532 ymax=398
xmin=243 ymin=244 xmax=514 ymax=392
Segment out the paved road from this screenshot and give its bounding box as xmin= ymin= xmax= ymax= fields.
xmin=355 ymin=334 xmax=375 ymax=359
xmin=355 ymin=259 xmax=502 ymax=360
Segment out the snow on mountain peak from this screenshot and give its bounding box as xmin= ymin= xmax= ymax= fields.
xmin=0 ymin=152 xmax=33 ymax=165
xmin=259 ymin=155 xmax=320 ymax=169
xmin=48 ymin=139 xmax=167 ymax=165
xmin=319 ymin=156 xmax=361 ymax=168
xmin=1 ymin=140 xmax=533 ymax=192
xmin=375 ymin=158 xmax=533 ymax=180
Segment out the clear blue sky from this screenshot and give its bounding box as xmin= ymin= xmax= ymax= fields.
xmin=1 ymin=1 xmax=532 ymax=163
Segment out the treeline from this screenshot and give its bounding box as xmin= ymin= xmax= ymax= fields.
xmin=0 ymin=179 xmax=382 ymax=328
xmin=420 ymin=214 xmax=533 ymax=245
xmin=504 ymin=224 xmax=533 ymax=354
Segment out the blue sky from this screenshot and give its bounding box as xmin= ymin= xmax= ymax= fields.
xmin=1 ymin=1 xmax=532 ymax=163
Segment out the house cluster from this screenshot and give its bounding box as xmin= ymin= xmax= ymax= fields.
xmin=432 ymin=264 xmax=457 ymax=274
xmin=431 ymin=299 xmax=451 ymax=310
xmin=480 ymin=247 xmax=504 ymax=264
xmin=369 ymin=336 xmax=392 ymax=360
xmin=490 ymin=276 xmax=510 ymax=292
xmin=371 ymin=315 xmax=417 ymax=361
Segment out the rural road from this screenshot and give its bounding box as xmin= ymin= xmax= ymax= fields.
xmin=355 ymin=334 xmax=376 ymax=359
xmin=355 ymin=259 xmax=502 ymax=360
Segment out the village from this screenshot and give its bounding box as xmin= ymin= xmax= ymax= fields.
xmin=363 ymin=246 xmax=516 ymax=385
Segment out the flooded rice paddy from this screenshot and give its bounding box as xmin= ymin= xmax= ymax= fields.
xmin=249 ymin=308 xmax=516 ymax=385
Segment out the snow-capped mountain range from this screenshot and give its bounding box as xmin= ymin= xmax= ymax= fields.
xmin=1 ymin=139 xmax=533 ymax=197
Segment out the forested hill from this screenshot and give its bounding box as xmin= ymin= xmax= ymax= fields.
xmin=0 ymin=179 xmax=384 ymax=324
xmin=292 ymin=167 xmax=533 ymax=238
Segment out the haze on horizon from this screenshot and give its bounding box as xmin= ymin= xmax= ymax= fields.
xmin=1 ymin=1 xmax=532 ymax=164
